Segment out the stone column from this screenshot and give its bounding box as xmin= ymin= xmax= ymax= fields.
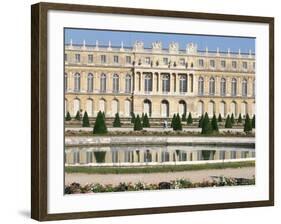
xmin=140 ymin=72 xmax=143 ymax=93
xmin=226 ymin=77 xmax=231 ymax=96
xmin=81 ymin=71 xmax=87 ymax=93
xmin=107 ymin=73 xmax=112 ymax=93
xmin=95 ymin=72 xmax=100 ymax=93
xmin=193 ymin=75 xmax=198 ymax=95
xmin=204 ymin=75 xmax=209 ymax=95
xmin=68 ymin=71 xmax=73 ymax=92
xmin=215 ymin=76 xmax=220 ymax=96
xmin=248 ymin=77 xmax=253 ymax=97
xmin=159 ymin=73 xmax=162 ymax=93
xmin=175 ymin=73 xmax=179 ymax=93
xmin=119 ymin=72 xmax=124 ymax=93
xmin=153 ymin=72 xmax=157 ymax=94
xmin=237 ymin=77 xmax=241 ymax=96
xmin=157 ymin=73 xmax=160 ymax=93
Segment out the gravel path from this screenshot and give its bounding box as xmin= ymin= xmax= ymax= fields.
xmin=65 ymin=167 xmax=255 ymax=185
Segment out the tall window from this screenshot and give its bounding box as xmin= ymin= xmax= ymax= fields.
xmin=198 ymin=76 xmax=204 ymax=95
xmin=210 ymin=59 xmax=215 ymax=68
xmin=87 ymin=73 xmax=94 ymax=92
xmin=242 ymin=79 xmax=248 ymax=97
xmin=231 ymin=78 xmax=237 ymax=96
xmin=88 ymin=54 xmax=93 ymax=63
xmin=100 ymin=73 xmax=106 ymax=92
xmin=125 ymin=74 xmax=132 ymax=93
xmin=221 ymin=60 xmax=226 ymax=68
xmin=198 ymin=59 xmax=204 ymax=67
xmin=113 ymin=55 xmax=119 ymax=63
xmin=126 ymin=56 xmax=131 ymax=64
xmin=242 ymin=61 xmax=248 ymax=69
xmin=220 ymin=78 xmax=226 ymax=96
xmin=232 ymin=61 xmax=237 ymax=69
xmin=144 ymin=74 xmax=152 ymax=92
xmin=74 ymin=73 xmax=80 ymax=92
xmin=209 ymin=77 xmax=215 ymax=95
xmin=113 ymin=74 xmax=119 ymax=93
xmin=64 ymin=73 xmax=68 ymax=92
xmin=163 ymin=57 xmax=168 ymax=65
xmin=179 ymin=75 xmax=187 ymax=93
xmin=162 ymin=74 xmax=170 ymax=92
xmin=101 ymin=55 xmax=106 ymax=64
xmin=145 ymin=57 xmax=151 ymax=64
xmin=179 ymin=58 xmax=185 ymax=66
xmin=75 ymin=54 xmax=80 ymax=63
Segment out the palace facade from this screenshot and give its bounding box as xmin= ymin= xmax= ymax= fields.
xmin=64 ymin=41 xmax=255 ymax=118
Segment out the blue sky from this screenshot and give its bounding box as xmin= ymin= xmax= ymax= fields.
xmin=65 ymin=28 xmax=255 ymax=54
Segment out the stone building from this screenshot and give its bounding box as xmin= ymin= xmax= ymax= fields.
xmin=64 ymin=40 xmax=255 ymax=118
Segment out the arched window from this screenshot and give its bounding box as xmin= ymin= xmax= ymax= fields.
xmin=179 ymin=75 xmax=187 ymax=93
xmin=241 ymin=101 xmax=248 ymax=117
xmin=161 ymin=100 xmax=169 ymax=117
xmin=86 ymin=99 xmax=93 ymax=116
xmin=64 ymin=73 xmax=68 ymax=92
xmin=162 ymin=74 xmax=170 ymax=93
xmin=124 ymin=99 xmax=131 ymax=117
xmin=220 ymin=78 xmax=226 ymax=96
xmin=113 ymin=74 xmax=119 ymax=93
xmin=74 ymin=73 xmax=80 ymax=92
xmin=111 ymin=99 xmax=119 ymax=116
xmin=208 ymin=101 xmax=215 ymax=116
xmin=100 ymin=73 xmax=106 ymax=93
xmin=73 ymin=98 xmax=80 ymax=116
xmin=125 ymin=74 xmax=132 ymax=93
xmin=144 ymin=99 xmax=152 ymax=117
xmin=99 ymin=98 xmax=106 ymax=112
xmin=242 ymin=79 xmax=248 ymax=97
xmin=197 ymin=101 xmax=204 ymax=116
xmin=87 ymin=73 xmax=93 ymax=92
xmin=178 ymin=100 xmax=186 ymax=116
xmin=219 ymin=101 xmax=226 ymax=117
xmin=231 ymin=78 xmax=237 ymax=96
xmin=230 ymin=101 xmax=237 ymax=116
xmin=209 ymin=77 xmax=215 ymax=95
xmin=198 ymin=77 xmax=204 ymax=95
xmin=144 ymin=74 xmax=152 ymax=92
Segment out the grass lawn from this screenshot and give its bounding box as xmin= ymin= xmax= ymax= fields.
xmin=65 ymin=161 xmax=255 ymax=174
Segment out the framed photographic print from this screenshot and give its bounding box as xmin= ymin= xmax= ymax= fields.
xmin=31 ymin=2 xmax=274 ymax=221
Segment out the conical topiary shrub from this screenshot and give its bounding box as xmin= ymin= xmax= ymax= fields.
xmin=225 ymin=115 xmax=232 ymax=128
xmin=230 ymin=113 xmax=235 ymax=124
xmin=75 ymin=111 xmax=81 ymax=121
xmin=65 ymin=111 xmax=71 ymax=121
xmin=244 ymin=113 xmax=252 ymax=133
xmin=252 ymin=114 xmax=255 ymax=129
xmin=201 ymin=112 xmax=212 ymax=134
xmin=82 ymin=111 xmax=90 ymax=127
xmin=113 ymin=113 xmax=121 ymax=127
xmin=181 ymin=113 xmax=186 ymax=122
xmin=218 ymin=113 xmax=222 ymax=122
xmin=130 ymin=112 xmax=135 ymax=124
xmin=211 ymin=114 xmax=219 ymax=132
xmin=237 ymin=113 xmax=242 ymax=123
xmin=134 ymin=115 xmax=143 ymax=131
xmin=173 ymin=113 xmax=182 ymax=131
xmin=142 ymin=113 xmax=150 ymax=128
xmin=93 ymin=111 xmax=108 ymax=134
xmin=171 ymin=114 xmax=176 ymax=129
xmin=198 ymin=115 xmax=203 ymax=128
xmin=187 ymin=112 xmax=193 ymax=124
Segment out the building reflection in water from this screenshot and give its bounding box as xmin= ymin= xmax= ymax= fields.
xmin=65 ymin=145 xmax=255 ymax=166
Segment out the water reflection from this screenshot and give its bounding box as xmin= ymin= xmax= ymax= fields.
xmin=65 ymin=145 xmax=255 ymax=166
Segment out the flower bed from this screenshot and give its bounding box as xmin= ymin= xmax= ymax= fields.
xmin=65 ymin=176 xmax=255 ymax=194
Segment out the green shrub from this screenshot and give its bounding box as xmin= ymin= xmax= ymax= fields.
xmin=225 ymin=115 xmax=232 ymax=128
xmin=113 ymin=113 xmax=121 ymax=127
xmin=198 ymin=115 xmax=203 ymax=128
xmin=142 ymin=113 xmax=150 ymax=128
xmin=130 ymin=112 xmax=135 ymax=124
xmin=134 ymin=115 xmax=143 ymax=131
xmin=218 ymin=113 xmax=222 ymax=122
xmin=94 ymin=151 xmax=106 ymax=163
xmin=181 ymin=113 xmax=186 ymax=121
xmin=175 ymin=113 xmax=182 ymax=131
xmin=187 ymin=112 xmax=193 ymax=124
xmin=244 ymin=113 xmax=252 ymax=133
xmin=211 ymin=114 xmax=219 ymax=132
xmin=93 ymin=111 xmax=108 ymax=134
xmin=230 ymin=113 xmax=235 ymax=124
xmin=171 ymin=114 xmax=176 ymax=129
xmin=201 ymin=112 xmax=212 ymax=134
xmin=65 ymin=111 xmax=71 ymax=121
xmin=82 ymin=111 xmax=90 ymax=127
xmin=252 ymin=114 xmax=255 ymax=129
xmin=237 ymin=113 xmax=242 ymax=123
xmin=75 ymin=111 xmax=81 ymax=121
